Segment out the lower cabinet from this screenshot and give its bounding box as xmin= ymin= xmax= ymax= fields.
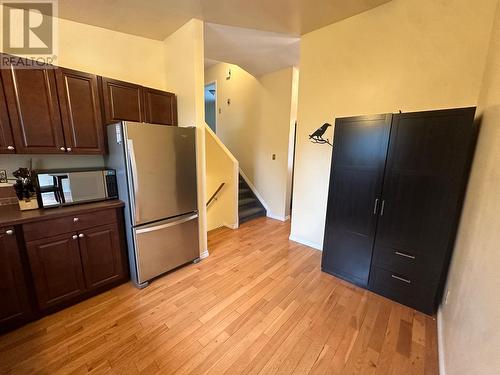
xmin=25 ymin=212 xmax=127 ymax=312
xmin=0 ymin=227 xmax=32 ymax=331
xmin=79 ymin=224 xmax=124 ymax=290
xmin=0 ymin=205 xmax=128 ymax=332
xmin=26 ymin=233 xmax=86 ymax=310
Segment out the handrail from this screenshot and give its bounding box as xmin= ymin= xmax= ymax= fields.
xmin=207 ymin=182 xmax=225 ymax=207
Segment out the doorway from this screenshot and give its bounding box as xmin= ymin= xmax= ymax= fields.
xmin=204 ymin=82 xmax=217 ymax=133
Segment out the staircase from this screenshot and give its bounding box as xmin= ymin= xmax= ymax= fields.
xmin=238 ymin=174 xmax=266 ymax=224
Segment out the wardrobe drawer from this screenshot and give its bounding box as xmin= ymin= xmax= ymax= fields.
xmin=23 ymin=208 xmax=117 ymax=241
xmin=372 ymin=245 xmax=441 ymax=284
xmin=368 ymin=266 xmax=436 ymax=314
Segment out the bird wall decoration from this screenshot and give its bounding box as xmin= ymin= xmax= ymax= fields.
xmin=309 ymin=123 xmax=333 ymax=147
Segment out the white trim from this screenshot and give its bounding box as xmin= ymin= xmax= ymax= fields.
xmin=289 ymin=234 xmax=322 ymax=251
xmin=437 ymin=307 xmax=446 ymax=375
xmin=239 ymin=168 xmax=270 ymax=212
xmin=223 ymin=222 xmax=239 ymax=229
xmin=200 ymin=250 xmax=209 ymax=259
xmin=266 ymin=212 xmax=289 ymax=222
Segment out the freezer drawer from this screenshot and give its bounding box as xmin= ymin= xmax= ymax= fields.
xmin=134 ymin=213 xmax=199 ymax=284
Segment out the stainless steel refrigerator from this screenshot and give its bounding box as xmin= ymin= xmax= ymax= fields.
xmin=106 ymin=121 xmax=199 ymax=288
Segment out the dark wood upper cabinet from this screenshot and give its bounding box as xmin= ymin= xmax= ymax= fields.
xmin=100 ymin=77 xmax=144 ymax=124
xmin=322 ymin=114 xmax=392 ymax=287
xmin=144 ymin=87 xmax=178 ymax=126
xmin=1 ymin=59 xmax=66 ymax=154
xmin=26 ymin=233 xmax=86 ymax=311
xmin=0 ymin=227 xmax=32 ymax=331
xmin=56 ymin=68 xmax=105 ymax=154
xmin=79 ymin=224 xmax=125 ymax=290
xmin=0 ymin=77 xmax=15 ymax=153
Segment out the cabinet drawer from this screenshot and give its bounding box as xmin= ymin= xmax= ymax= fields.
xmin=368 ymin=266 xmax=436 ymax=314
xmin=23 ymin=208 xmax=117 ymax=241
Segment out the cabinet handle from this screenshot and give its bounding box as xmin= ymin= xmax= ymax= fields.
xmin=72 ymin=235 xmax=78 ymax=240
xmin=391 ymin=274 xmax=411 ymax=284
xmin=7 ymin=145 xmax=15 ymax=150
xmin=373 ymin=199 xmax=379 ymax=215
xmin=5 ymin=229 xmax=14 ymax=235
xmin=73 ymin=217 xmax=79 ymax=222
xmin=395 ymin=251 xmax=416 ymax=260
xmin=78 ymin=233 xmax=85 ymax=238
xmin=380 ymin=200 xmax=386 ymax=216
xmin=67 ymin=147 xmax=72 ymax=152
xmin=60 ymin=146 xmax=66 ymax=151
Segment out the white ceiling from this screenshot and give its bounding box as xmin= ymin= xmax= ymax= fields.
xmin=56 ymin=0 xmax=392 ymax=40
xmin=204 ymin=23 xmax=300 ymax=77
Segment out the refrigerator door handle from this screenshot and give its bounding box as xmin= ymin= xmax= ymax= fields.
xmin=127 ymin=139 xmax=140 ymax=222
xmin=136 ymin=214 xmax=198 ymax=234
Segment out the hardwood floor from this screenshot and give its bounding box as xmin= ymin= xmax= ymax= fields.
xmin=0 ymin=217 xmax=438 ymax=374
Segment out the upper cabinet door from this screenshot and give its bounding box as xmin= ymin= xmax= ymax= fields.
xmin=373 ymin=108 xmax=476 ymax=284
xmin=0 ymin=77 xmax=15 ymax=153
xmin=1 ymin=61 xmax=65 ymax=154
xmin=144 ymin=88 xmax=178 ymax=126
xmin=56 ymin=68 xmax=105 ymax=154
xmin=322 ymin=114 xmax=392 ymax=287
xmin=100 ymin=77 xmax=144 ymax=124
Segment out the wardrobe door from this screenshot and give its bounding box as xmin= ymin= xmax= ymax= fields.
xmin=322 ymin=114 xmax=392 ymax=287
xmin=370 ymin=108 xmax=476 ymax=307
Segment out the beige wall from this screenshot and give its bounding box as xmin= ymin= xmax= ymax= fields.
xmin=163 ymin=19 xmax=208 ymax=256
xmin=205 ymin=125 xmax=239 ymax=231
xmin=204 ymin=63 xmax=297 ymax=220
xmin=290 ymin=0 xmax=498 ymax=249
xmin=440 ymin=1 xmax=500 ymax=374
xmin=58 ymin=19 xmax=167 ymax=89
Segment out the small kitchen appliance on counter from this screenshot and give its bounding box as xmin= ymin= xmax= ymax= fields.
xmin=33 ymin=168 xmax=118 ymax=208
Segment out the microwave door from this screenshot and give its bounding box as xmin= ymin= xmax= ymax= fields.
xmin=66 ymin=171 xmax=106 ymax=203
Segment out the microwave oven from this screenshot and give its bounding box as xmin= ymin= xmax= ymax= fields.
xmin=34 ymin=169 xmax=118 ymax=208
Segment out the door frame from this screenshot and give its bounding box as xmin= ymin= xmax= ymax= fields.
xmin=204 ymin=81 xmax=217 ymax=133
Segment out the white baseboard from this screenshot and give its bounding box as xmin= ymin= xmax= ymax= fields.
xmin=437 ymin=307 xmax=446 ymax=375
xmin=267 ymin=212 xmax=288 ymax=222
xmin=239 ymin=168 xmax=269 ymax=212
xmin=223 ymin=222 xmax=238 ymax=229
xmin=289 ymin=234 xmax=322 ymax=251
xmin=200 ymin=250 xmax=209 ymax=259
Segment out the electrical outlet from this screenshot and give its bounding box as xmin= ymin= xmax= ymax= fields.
xmin=445 ymin=289 xmax=451 ymax=304
xmin=272 ymin=154 xmax=276 ymax=160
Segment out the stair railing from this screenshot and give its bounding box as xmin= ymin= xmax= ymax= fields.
xmin=207 ymin=182 xmax=225 ymax=207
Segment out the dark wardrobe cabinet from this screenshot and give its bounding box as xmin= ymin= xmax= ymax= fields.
xmin=322 ymin=107 xmax=477 ymax=314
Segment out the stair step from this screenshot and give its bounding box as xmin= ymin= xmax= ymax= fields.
xmin=239 ymin=206 xmax=266 ymax=224
xmin=239 ymin=197 xmax=257 ymax=207
xmin=239 ymin=188 xmax=252 ymax=198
